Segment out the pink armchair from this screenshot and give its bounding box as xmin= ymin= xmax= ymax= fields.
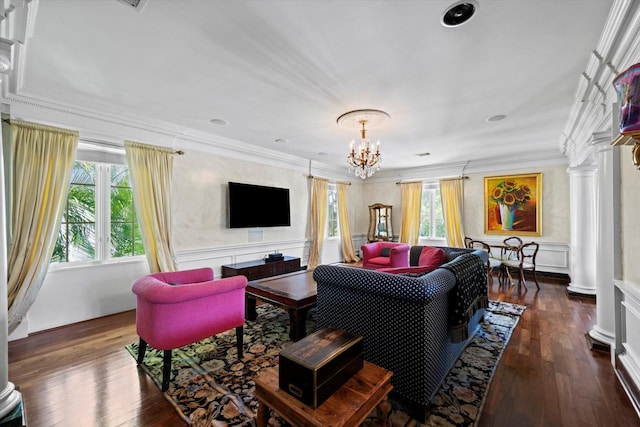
xmin=361 ymin=242 xmax=410 ymax=269
xmin=132 ymin=267 xmax=247 ymax=391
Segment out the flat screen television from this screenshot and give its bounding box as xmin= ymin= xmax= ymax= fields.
xmin=228 ymin=182 xmax=291 ymax=228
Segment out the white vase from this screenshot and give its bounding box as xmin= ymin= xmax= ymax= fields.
xmin=499 ymin=203 xmax=516 ymax=230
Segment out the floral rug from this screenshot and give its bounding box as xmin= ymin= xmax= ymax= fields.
xmin=125 ymin=300 xmax=525 ymax=426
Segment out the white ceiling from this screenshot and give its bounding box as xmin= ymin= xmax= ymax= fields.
xmin=18 ymin=0 xmax=613 ymax=172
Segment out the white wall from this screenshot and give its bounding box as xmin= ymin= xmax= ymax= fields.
xmin=621 ymin=145 xmax=640 ymax=284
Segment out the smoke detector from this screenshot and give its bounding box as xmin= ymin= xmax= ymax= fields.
xmin=116 ymin=0 xmax=149 ymax=12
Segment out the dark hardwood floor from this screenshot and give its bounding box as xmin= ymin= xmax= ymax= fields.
xmin=8 ymin=276 xmax=640 ymax=426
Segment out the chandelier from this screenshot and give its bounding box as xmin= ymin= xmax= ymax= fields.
xmin=337 ymin=109 xmax=390 ymax=179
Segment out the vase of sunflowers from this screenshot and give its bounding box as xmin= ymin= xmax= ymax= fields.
xmin=490 ymin=179 xmax=532 ymax=231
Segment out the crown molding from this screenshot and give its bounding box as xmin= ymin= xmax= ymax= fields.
xmin=1 ymin=88 xmax=356 ymax=181
xmin=563 ymin=0 xmax=640 ymax=165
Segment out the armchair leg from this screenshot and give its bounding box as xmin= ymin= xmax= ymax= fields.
xmin=236 ymin=326 xmax=244 ymax=359
xmin=137 ymin=338 xmax=148 ymax=365
xmin=161 ymin=349 xmax=172 ymax=392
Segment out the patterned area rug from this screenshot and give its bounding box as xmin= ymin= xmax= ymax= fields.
xmin=125 ymin=300 xmax=525 ymax=426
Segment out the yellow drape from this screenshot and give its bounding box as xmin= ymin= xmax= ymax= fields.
xmin=125 ymin=141 xmax=178 ymax=273
xmin=440 ymin=178 xmax=466 ymax=247
xmin=307 ymin=178 xmax=328 ymax=269
xmin=337 ymin=182 xmax=359 ymax=262
xmin=399 ymin=181 xmax=422 ymax=245
xmin=7 ymin=121 xmax=78 ymax=333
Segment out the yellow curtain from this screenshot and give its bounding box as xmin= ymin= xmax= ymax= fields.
xmin=440 ymin=178 xmax=466 ymax=247
xmin=125 ymin=141 xmax=178 ymax=273
xmin=7 ymin=121 xmax=78 ymax=333
xmin=307 ymin=177 xmax=328 ymax=269
xmin=337 ymin=182 xmax=359 ymax=262
xmin=399 ymin=181 xmax=422 ymax=245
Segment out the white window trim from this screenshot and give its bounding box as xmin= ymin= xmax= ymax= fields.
xmin=50 ymin=143 xmax=145 ymax=269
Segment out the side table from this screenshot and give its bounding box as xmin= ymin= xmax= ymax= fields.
xmin=254 ymin=361 xmax=393 ymax=427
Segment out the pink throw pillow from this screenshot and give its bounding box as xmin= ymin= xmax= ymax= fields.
xmin=418 ymin=246 xmax=446 ymax=270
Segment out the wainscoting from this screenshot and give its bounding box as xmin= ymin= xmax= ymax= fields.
xmin=614 ymin=280 xmax=640 ymax=415
xmin=469 ymin=238 xmax=570 ymax=276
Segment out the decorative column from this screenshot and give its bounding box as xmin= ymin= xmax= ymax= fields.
xmin=588 ymin=133 xmax=621 ymax=348
xmin=0 ymin=117 xmax=23 ymax=422
xmin=567 ymin=165 xmax=597 ymax=295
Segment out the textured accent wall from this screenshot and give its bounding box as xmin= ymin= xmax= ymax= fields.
xmin=621 ymin=145 xmax=640 ymax=284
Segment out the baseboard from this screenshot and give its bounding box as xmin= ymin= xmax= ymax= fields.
xmin=585 ymin=333 xmax=611 ymax=353
xmin=615 ymin=355 xmax=640 ymax=418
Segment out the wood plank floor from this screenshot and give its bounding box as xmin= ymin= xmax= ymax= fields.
xmin=8 ymin=276 xmax=640 ymax=426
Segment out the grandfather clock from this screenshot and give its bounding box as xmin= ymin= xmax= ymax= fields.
xmin=368 ymin=203 xmax=393 ymax=242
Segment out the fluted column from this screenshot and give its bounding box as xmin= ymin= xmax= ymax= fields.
xmin=567 ymin=165 xmax=597 ymax=295
xmin=588 ymin=133 xmax=621 ymax=347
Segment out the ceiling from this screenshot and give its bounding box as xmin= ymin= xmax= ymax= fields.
xmin=17 ymin=0 xmax=613 ymax=172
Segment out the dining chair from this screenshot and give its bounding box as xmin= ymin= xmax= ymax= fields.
xmin=466 ymin=239 xmax=502 ymax=284
xmin=495 ymin=236 xmax=522 ymax=286
xmin=501 ymin=241 xmax=540 ymax=289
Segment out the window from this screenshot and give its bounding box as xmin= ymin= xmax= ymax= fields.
xmin=419 ymin=184 xmax=445 ymax=239
xmin=327 ymin=184 xmax=338 ymax=237
xmin=52 ymin=159 xmax=144 ymax=264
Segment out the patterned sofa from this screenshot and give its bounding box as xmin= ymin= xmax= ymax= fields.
xmin=313 ymin=247 xmax=488 ymax=422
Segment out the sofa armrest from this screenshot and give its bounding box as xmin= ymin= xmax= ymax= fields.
xmin=132 ymin=275 xmax=248 ymax=304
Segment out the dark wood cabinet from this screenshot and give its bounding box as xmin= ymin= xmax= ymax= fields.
xmin=221 ymin=256 xmax=301 ymax=281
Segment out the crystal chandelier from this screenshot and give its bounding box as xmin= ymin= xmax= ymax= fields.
xmin=348 ymin=120 xmax=381 ymax=179
xmin=337 ymin=109 xmax=390 ymax=179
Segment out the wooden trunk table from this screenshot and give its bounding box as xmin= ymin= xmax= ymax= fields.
xmin=245 ymin=269 xmax=317 ymax=341
xmin=254 ymin=361 xmax=393 ymax=427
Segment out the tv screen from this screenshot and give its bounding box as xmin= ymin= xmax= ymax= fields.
xmin=228 ymin=182 xmax=291 ymax=228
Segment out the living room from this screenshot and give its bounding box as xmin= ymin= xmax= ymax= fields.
xmin=2 ymin=0 xmax=640 ymax=426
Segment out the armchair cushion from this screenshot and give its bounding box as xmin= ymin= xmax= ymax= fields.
xmin=418 ymin=246 xmax=446 ymax=270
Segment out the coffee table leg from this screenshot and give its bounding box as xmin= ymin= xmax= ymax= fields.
xmin=376 ymin=396 xmax=391 ymax=426
xmin=256 ymin=401 xmax=269 ymax=427
xmin=246 ymin=295 xmax=258 ymax=321
xmin=288 ymin=307 xmax=310 ymax=341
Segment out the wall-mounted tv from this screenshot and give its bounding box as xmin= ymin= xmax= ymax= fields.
xmin=228 ymin=182 xmax=291 ymax=228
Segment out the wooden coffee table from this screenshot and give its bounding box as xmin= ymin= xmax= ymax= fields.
xmin=245 ymin=269 xmax=317 ymax=341
xmin=254 ymin=361 xmax=393 ymax=427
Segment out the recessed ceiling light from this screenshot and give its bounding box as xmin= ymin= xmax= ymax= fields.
xmin=318 ymin=152 xmax=328 ymax=156
xmin=210 ymin=118 xmax=228 ymax=126
xmin=416 ymin=152 xmax=431 ymax=157
xmin=274 ymin=138 xmax=289 ymax=144
xmin=441 ymin=0 xmax=478 ymax=27
xmin=487 ymin=114 xmax=507 ymax=122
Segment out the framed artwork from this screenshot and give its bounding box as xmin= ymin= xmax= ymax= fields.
xmin=484 ymin=173 xmax=542 ymax=236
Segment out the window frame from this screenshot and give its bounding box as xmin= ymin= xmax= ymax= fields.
xmin=50 ymin=143 xmax=145 ymax=269
xmin=419 ymin=182 xmax=446 ymax=240
xmin=326 ymin=183 xmax=339 ymax=239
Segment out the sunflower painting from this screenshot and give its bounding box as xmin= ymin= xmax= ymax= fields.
xmin=484 ymin=173 xmax=542 ymax=235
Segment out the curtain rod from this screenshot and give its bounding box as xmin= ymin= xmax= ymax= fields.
xmin=1 ymin=120 xmax=185 ymax=155
xmin=307 ymin=175 xmax=351 ymax=185
xmin=396 ymin=176 xmax=469 ymax=184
